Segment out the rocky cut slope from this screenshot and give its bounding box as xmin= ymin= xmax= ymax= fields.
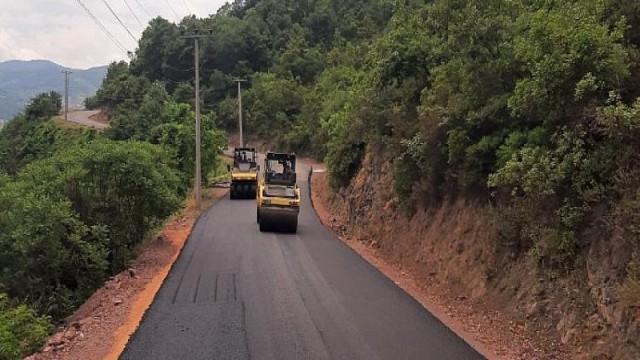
xmin=324 ymin=146 xmax=640 ymax=360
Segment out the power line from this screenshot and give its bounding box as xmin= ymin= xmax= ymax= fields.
xmin=164 ymin=0 xmax=181 ymax=22
xmin=75 ymin=0 xmax=129 ymax=54
xmin=99 ymin=0 xmax=139 ymax=42
xmin=181 ymin=0 xmax=192 ymax=15
xmin=123 ymin=0 xmax=144 ymax=29
xmin=133 ymin=0 xmax=152 ymax=18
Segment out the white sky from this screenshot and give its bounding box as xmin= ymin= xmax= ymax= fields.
xmin=0 ymin=0 xmax=228 ymax=69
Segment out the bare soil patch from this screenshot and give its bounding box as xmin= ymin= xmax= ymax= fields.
xmin=88 ymin=109 xmax=110 ymax=125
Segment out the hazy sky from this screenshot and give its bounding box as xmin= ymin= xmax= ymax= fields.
xmin=0 ymin=0 xmax=228 ymax=69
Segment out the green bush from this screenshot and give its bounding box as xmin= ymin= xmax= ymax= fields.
xmin=0 ymin=178 xmax=108 ymax=319
xmin=618 ymin=250 xmax=640 ymax=307
xmin=326 ymin=137 xmax=366 ymax=189
xmin=243 ymin=72 xmax=305 ymax=146
xmin=150 ymin=102 xmax=227 ymax=186
xmin=18 ymin=141 xmax=185 ymax=272
xmin=0 ymin=92 xmax=67 ymax=175
xmin=392 ymin=134 xmax=427 ymax=211
xmin=0 ymin=294 xmax=53 ymax=360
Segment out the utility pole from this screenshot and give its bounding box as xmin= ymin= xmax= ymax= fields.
xmin=234 ymin=79 xmax=247 ymax=147
xmin=181 ymin=29 xmax=212 ymax=210
xmin=61 ymin=70 xmax=72 ymax=121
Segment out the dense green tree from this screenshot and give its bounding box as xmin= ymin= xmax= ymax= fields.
xmin=106 ymin=81 xmax=170 ymax=140
xmin=242 ymin=72 xmax=304 ymax=146
xmin=17 ymin=141 xmax=185 ymax=272
xmin=23 ymin=91 xmax=61 ymax=121
xmin=0 ymin=91 xmax=74 ymax=175
xmin=150 ymin=102 xmax=227 ymax=185
xmin=131 ymin=18 xmax=181 ymax=82
xmin=0 ymin=177 xmax=108 ymax=318
xmin=88 ymin=61 xmax=135 ymax=110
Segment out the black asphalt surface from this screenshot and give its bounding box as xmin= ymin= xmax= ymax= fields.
xmin=120 ymin=164 xmax=484 ymax=360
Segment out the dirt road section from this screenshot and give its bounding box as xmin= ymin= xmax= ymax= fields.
xmin=62 ymin=110 xmax=107 ymax=129
xmin=26 ymin=189 xmax=227 ymax=360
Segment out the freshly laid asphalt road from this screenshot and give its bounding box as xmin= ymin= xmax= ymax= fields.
xmin=120 ymin=163 xmax=484 ymax=360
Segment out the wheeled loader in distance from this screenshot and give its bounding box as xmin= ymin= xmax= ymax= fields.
xmin=256 ymin=152 xmax=300 ymax=233
xmin=230 ymin=147 xmax=258 ymax=199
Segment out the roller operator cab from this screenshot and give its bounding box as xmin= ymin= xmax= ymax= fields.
xmin=230 ymin=147 xmax=258 ymax=199
xmin=256 ymin=152 xmax=300 ymax=233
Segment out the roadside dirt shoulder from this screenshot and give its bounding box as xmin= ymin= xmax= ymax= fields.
xmin=309 ymin=169 xmax=561 ymax=360
xmin=26 ymin=188 xmax=227 ymax=360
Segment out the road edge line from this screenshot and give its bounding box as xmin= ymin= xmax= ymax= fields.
xmin=104 ymin=191 xmax=224 ymax=360
xmin=307 ymin=169 xmax=496 ymax=360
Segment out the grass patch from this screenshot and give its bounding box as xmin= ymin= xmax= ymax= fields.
xmin=618 ymin=249 xmax=640 ymax=308
xmin=52 ymin=117 xmax=87 ymax=131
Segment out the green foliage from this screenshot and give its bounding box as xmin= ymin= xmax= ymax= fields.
xmin=0 ymin=177 xmax=108 ymax=319
xmin=106 ymin=81 xmax=170 ymax=141
xmin=326 ymin=133 xmax=365 ymax=189
xmin=393 ymin=134 xmax=425 ymax=209
xmin=618 ymin=249 xmax=640 ymax=307
xmin=172 ymin=82 xmax=195 ymax=107
xmin=0 ymin=294 xmax=53 ymax=360
xmin=0 ymin=92 xmax=81 ymax=175
xmin=243 ymin=72 xmax=304 ymax=146
xmin=272 ymin=25 xmax=325 ymax=84
xmin=131 ymin=18 xmax=183 ymax=83
xmin=23 ymin=92 xmax=62 ymax=121
xmin=88 ymin=62 xmax=143 ymax=110
xmin=150 ymin=102 xmax=227 ymax=185
xmin=509 ymin=0 xmax=628 ymax=123
xmin=18 ymin=141 xmax=185 ymax=272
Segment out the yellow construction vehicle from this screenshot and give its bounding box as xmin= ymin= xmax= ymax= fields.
xmin=230 ymin=147 xmax=258 ymax=199
xmin=256 ymin=152 xmax=300 ymax=233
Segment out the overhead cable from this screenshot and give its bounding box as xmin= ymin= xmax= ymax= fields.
xmin=123 ymin=0 xmax=144 ymax=29
xmin=181 ymin=0 xmax=192 ymax=15
xmin=75 ymin=0 xmax=129 ymax=54
xmin=133 ymin=0 xmax=152 ymax=18
xmin=99 ymin=0 xmax=139 ymax=42
xmin=164 ymin=0 xmax=181 ymax=22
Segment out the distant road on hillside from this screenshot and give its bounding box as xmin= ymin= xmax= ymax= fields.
xmin=0 ymin=59 xmax=107 ymax=119
xmin=65 ymin=110 xmax=108 ymax=129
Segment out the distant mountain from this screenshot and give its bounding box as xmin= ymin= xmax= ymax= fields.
xmin=0 ymin=60 xmax=108 ymax=120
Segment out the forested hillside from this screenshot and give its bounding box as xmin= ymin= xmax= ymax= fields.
xmin=2 ymin=0 xmax=640 ymax=357
xmin=86 ymin=0 xmax=639 ymax=356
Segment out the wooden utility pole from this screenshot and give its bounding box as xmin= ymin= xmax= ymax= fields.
xmin=181 ymin=30 xmax=212 ymax=210
xmin=61 ymin=70 xmax=72 ymax=121
xmin=235 ymin=79 xmax=247 ymax=147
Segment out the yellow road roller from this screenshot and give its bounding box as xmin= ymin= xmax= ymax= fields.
xmin=230 ymin=147 xmax=258 ymax=199
xmin=256 ymin=152 xmax=300 ymax=233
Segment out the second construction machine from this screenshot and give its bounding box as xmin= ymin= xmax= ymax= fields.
xmin=230 ymin=147 xmax=258 ymax=199
xmin=256 ymin=152 xmax=300 ymax=233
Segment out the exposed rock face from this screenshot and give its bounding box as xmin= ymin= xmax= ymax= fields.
xmin=328 ymin=148 xmax=640 ymax=359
